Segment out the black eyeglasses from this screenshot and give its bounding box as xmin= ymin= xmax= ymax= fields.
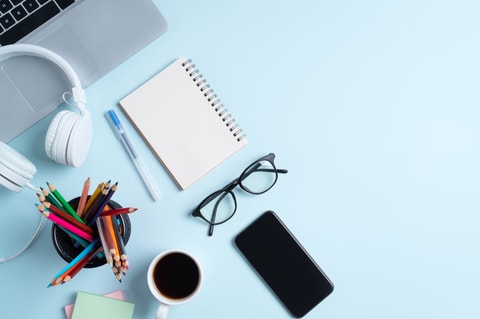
xmin=192 ymin=153 xmax=288 ymax=236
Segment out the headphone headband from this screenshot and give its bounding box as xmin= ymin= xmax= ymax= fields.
xmin=0 ymin=44 xmax=93 ymax=263
xmin=0 ymin=44 xmax=87 ymax=114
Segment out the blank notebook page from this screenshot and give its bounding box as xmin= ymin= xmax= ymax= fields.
xmin=119 ymin=57 xmax=247 ymax=190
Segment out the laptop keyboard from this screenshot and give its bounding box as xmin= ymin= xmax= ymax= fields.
xmin=0 ymin=0 xmax=76 ymax=45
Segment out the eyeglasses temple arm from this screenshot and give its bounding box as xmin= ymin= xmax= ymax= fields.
xmin=254 ymin=168 xmax=288 ymax=174
xmin=208 ymin=191 xmax=230 ymax=236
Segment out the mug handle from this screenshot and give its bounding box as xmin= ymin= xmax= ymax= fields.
xmin=155 ymin=303 xmax=169 ymax=319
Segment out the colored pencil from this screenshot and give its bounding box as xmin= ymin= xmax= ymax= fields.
xmin=96 ymin=217 xmax=113 ymax=266
xmin=100 ymin=207 xmax=137 ymax=217
xmin=48 ymin=239 xmax=98 ymax=287
xmin=103 ymin=216 xmax=117 ymax=265
xmin=112 ymin=215 xmax=128 ymax=273
xmin=103 ymin=216 xmax=119 ymax=262
xmin=83 ymin=180 xmax=111 ymax=221
xmin=36 ymin=192 xmax=46 ymax=203
xmin=39 ymin=178 xmax=133 ymax=285
xmin=44 ymin=198 xmax=86 ymax=221
xmin=87 ymin=182 xmax=118 ymax=227
xmin=40 ymin=209 xmax=94 ymax=242
xmin=60 ymin=227 xmax=89 ymax=246
xmin=41 ymin=187 xmax=63 ymax=210
xmin=84 ymin=187 xmax=108 ymax=224
xmin=102 ymin=215 xmax=125 ymax=282
xmin=61 ymin=246 xmax=103 ymax=285
xmin=109 ymin=216 xmax=122 ymax=267
xmin=76 ymin=177 xmax=90 ymax=216
xmin=41 ymin=203 xmax=93 ymax=235
xmin=83 ymin=188 xmax=106 ymax=221
xmin=82 ymin=180 xmax=105 ymax=216
xmin=47 ymin=182 xmax=84 ymax=223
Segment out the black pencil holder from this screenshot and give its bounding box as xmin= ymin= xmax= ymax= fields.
xmin=51 ymin=197 xmax=131 ymax=268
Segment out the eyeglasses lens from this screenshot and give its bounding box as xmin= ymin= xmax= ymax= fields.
xmin=240 ymin=159 xmax=278 ymax=194
xmin=199 ymin=190 xmax=236 ymax=225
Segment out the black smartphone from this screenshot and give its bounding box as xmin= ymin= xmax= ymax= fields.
xmin=234 ymin=211 xmax=334 ymax=318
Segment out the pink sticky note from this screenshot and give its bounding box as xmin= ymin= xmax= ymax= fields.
xmin=64 ymin=290 xmax=125 ymax=319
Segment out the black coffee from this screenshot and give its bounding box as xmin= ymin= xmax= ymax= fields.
xmin=153 ymin=252 xmax=200 ymax=300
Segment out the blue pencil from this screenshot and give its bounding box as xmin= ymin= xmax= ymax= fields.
xmin=48 ymin=239 xmax=99 ymax=287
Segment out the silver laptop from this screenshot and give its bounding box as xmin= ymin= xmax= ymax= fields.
xmin=0 ymin=0 xmax=167 ymax=142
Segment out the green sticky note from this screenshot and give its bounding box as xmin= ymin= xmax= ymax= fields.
xmin=71 ymin=291 xmax=135 ymax=319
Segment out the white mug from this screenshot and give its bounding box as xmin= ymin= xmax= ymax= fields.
xmin=147 ymin=249 xmax=203 ymax=319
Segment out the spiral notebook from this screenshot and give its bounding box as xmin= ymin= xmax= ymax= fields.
xmin=119 ymin=57 xmax=247 ymax=190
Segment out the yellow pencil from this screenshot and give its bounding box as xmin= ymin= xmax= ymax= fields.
xmin=82 ymin=181 xmax=104 ymax=216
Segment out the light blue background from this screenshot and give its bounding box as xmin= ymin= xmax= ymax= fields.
xmin=1 ymin=0 xmax=480 ymax=318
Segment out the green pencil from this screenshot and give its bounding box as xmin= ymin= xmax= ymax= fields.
xmin=47 ymin=182 xmax=84 ymax=224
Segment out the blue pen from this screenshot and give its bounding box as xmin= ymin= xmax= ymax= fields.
xmin=106 ymin=109 xmax=161 ymax=201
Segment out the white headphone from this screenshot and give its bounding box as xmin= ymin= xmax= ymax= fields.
xmin=0 ymin=44 xmax=93 ymax=192
xmin=0 ymin=44 xmax=93 ymax=262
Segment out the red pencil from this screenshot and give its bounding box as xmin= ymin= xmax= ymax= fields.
xmin=100 ymin=207 xmax=137 ymax=217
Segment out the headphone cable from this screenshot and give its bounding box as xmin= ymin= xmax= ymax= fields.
xmin=0 ymin=213 xmax=45 ymax=263
xmin=0 ymin=182 xmax=44 ymax=263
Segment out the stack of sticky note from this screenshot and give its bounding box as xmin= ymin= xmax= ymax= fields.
xmin=66 ymin=291 xmax=135 ymax=319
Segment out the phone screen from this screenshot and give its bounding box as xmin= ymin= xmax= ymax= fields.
xmin=234 ymin=211 xmax=334 ymax=318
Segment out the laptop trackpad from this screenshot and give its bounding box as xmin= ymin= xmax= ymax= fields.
xmin=0 ymin=56 xmax=69 ymax=141
xmin=2 ymin=56 xmax=70 ymax=111
xmin=36 ymin=25 xmax=99 ymax=83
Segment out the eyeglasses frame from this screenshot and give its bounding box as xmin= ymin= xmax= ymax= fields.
xmin=192 ymin=153 xmax=288 ymax=236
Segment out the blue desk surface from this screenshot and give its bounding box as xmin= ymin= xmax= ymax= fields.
xmin=2 ymin=1 xmax=480 ymax=318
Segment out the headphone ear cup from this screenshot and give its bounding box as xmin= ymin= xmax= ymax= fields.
xmin=45 ymin=110 xmax=66 ymax=163
xmin=45 ymin=110 xmax=69 ymax=164
xmin=65 ymin=112 xmax=93 ymax=167
xmin=45 ymin=110 xmax=92 ymax=167
xmin=0 ymin=142 xmax=37 ymax=192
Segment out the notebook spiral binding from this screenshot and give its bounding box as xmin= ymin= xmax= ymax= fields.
xmin=181 ymin=59 xmax=247 ymax=142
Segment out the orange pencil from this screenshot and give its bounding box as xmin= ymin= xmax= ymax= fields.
xmin=103 ymin=215 xmax=123 ymax=282
xmin=105 ymin=216 xmax=120 ymax=264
